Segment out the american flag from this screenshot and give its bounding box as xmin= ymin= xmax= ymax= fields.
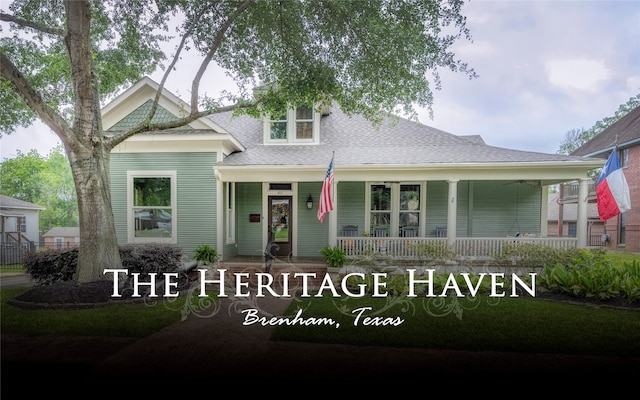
xmin=317 ymin=154 xmax=334 ymax=223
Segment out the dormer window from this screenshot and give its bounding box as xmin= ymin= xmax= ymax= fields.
xmin=264 ymin=105 xmax=320 ymax=144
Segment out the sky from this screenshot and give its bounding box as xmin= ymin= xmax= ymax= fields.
xmin=1 ymin=0 xmax=639 ymax=159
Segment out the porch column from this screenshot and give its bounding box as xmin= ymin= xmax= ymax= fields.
xmin=328 ymin=179 xmax=338 ymax=247
xmin=577 ymin=178 xmax=589 ymax=248
xmin=447 ymin=179 xmax=458 ymax=245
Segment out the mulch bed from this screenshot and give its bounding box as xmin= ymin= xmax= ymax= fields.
xmin=8 ymin=278 xmax=196 ymax=309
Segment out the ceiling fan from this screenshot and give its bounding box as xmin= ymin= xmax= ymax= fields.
xmin=503 ymin=180 xmax=541 ymax=186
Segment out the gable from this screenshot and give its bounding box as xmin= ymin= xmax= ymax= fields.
xmin=108 ymin=100 xmax=194 ymax=131
xmin=101 ymin=76 xmax=226 ymax=132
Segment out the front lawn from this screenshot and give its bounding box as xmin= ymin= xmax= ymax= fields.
xmin=1 ymin=286 xmax=216 ymax=337
xmin=271 ymin=293 xmax=640 ymax=357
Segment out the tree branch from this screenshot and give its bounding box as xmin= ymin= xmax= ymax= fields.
xmin=0 ymin=51 xmax=73 ymax=145
xmin=144 ymin=5 xmax=210 ymax=132
xmin=0 ymin=12 xmax=65 ymax=36
xmin=116 ymin=0 xmax=256 ymax=150
xmin=105 ymin=101 xmax=257 ymax=149
xmin=191 ymin=0 xmax=255 ymax=113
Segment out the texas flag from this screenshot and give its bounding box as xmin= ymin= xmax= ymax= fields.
xmin=596 ymin=149 xmax=631 ymax=221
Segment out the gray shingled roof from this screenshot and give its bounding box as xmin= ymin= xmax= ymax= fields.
xmin=0 ymin=194 xmax=45 ymax=210
xmin=209 ymin=105 xmax=596 ymax=166
xmin=572 ymin=106 xmax=640 ymax=157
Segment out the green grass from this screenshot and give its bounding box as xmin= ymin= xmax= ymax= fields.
xmin=2 ymin=250 xmax=639 ymax=357
xmin=272 ymin=294 xmax=640 ymax=358
xmin=0 ymin=264 xmax=25 ymax=272
xmin=607 ymin=251 xmax=640 ymax=267
xmin=1 ymin=287 xmax=217 ymax=337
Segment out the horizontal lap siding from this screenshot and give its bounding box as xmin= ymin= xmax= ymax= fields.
xmin=472 ymin=181 xmax=541 ymax=237
xmin=110 ymin=152 xmax=217 ymax=258
xmin=235 ymin=182 xmax=263 ymax=256
xmin=426 ymin=181 xmax=448 ymax=236
xmin=337 ymin=182 xmax=365 ymax=235
xmin=297 ymin=182 xmax=326 ymax=257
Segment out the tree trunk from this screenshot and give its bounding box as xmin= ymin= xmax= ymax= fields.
xmin=64 ymin=0 xmax=122 ymax=283
xmin=68 ymin=142 xmax=122 ymax=283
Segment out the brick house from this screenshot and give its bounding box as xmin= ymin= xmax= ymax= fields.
xmin=571 ymin=106 xmax=639 ymax=253
xmin=42 ymin=227 xmax=80 ymax=249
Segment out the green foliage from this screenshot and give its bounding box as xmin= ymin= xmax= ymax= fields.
xmin=193 ymin=244 xmax=219 ymax=265
xmin=23 ymin=248 xmax=79 ymax=285
xmin=24 ymin=244 xmax=183 ymax=285
xmin=557 ymin=93 xmax=640 ymax=156
xmin=0 ymin=149 xmax=46 ymax=203
xmin=320 ymin=245 xmax=347 ymax=268
xmin=2 ymin=0 xmax=476 ymax=135
xmin=493 ymin=243 xmax=609 ymax=269
xmin=409 ymin=241 xmax=458 ymax=264
xmin=540 ymin=254 xmax=640 ymax=303
xmin=1 ymin=0 xmax=164 ymax=133
xmin=0 ymin=145 xmax=77 ymax=233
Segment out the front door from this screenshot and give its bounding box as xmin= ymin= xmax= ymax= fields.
xmin=268 ymin=196 xmax=292 ymax=257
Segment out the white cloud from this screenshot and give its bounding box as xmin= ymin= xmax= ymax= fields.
xmin=545 ymin=59 xmax=612 ymax=92
xmin=0 ymin=121 xmax=62 ymax=159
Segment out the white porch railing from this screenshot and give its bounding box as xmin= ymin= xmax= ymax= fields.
xmin=336 ymin=236 xmax=579 ymax=260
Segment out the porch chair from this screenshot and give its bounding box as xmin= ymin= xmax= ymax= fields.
xmin=341 ymin=225 xmax=359 ymax=237
xmin=373 ymin=226 xmax=388 ymax=237
xmin=401 ymin=226 xmax=418 ymax=237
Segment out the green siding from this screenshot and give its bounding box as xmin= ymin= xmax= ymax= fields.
xmin=110 ymin=152 xmax=217 ymax=258
xmin=471 ymin=181 xmax=541 ymax=237
xmin=425 ymin=180 xmax=541 ymax=237
xmin=337 ymin=181 xmax=365 ymax=235
xmin=235 ymin=183 xmax=263 ymax=256
xmin=426 ymin=181 xmax=448 ymax=236
xmin=297 ymin=182 xmax=328 ymax=256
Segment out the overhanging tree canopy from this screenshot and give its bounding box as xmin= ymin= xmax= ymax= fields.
xmin=1 ymin=0 xmax=476 ymax=282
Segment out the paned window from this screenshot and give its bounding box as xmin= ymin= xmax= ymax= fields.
xmin=265 ymin=105 xmax=318 ymax=143
xmin=368 ymin=183 xmax=423 ymax=237
xmin=128 ymin=171 xmax=176 ymax=243
xmin=17 ymin=216 xmax=26 ymax=233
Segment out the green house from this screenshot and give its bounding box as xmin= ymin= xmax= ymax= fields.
xmin=103 ymin=77 xmax=603 ymax=263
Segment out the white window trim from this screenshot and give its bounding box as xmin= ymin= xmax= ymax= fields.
xmin=127 ymin=170 xmax=177 ymax=244
xmin=225 ymin=182 xmax=236 ymax=244
xmin=365 ymin=182 xmax=425 ymax=236
xmin=263 ymin=105 xmax=320 ymax=145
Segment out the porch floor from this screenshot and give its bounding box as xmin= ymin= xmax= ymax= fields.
xmin=221 ymin=255 xmax=325 ymax=266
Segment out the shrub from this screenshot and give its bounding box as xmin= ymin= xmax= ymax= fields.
xmin=119 ymin=244 xmax=183 ymax=277
xmin=320 ymin=245 xmax=347 ymax=268
xmin=409 ymin=241 xmax=457 ymax=264
xmin=23 ymin=248 xmax=78 ymax=285
xmin=540 ymin=254 xmax=640 ymax=303
xmin=23 ymin=244 xmax=183 ymax=285
xmin=193 ymin=244 xmax=219 ymax=265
